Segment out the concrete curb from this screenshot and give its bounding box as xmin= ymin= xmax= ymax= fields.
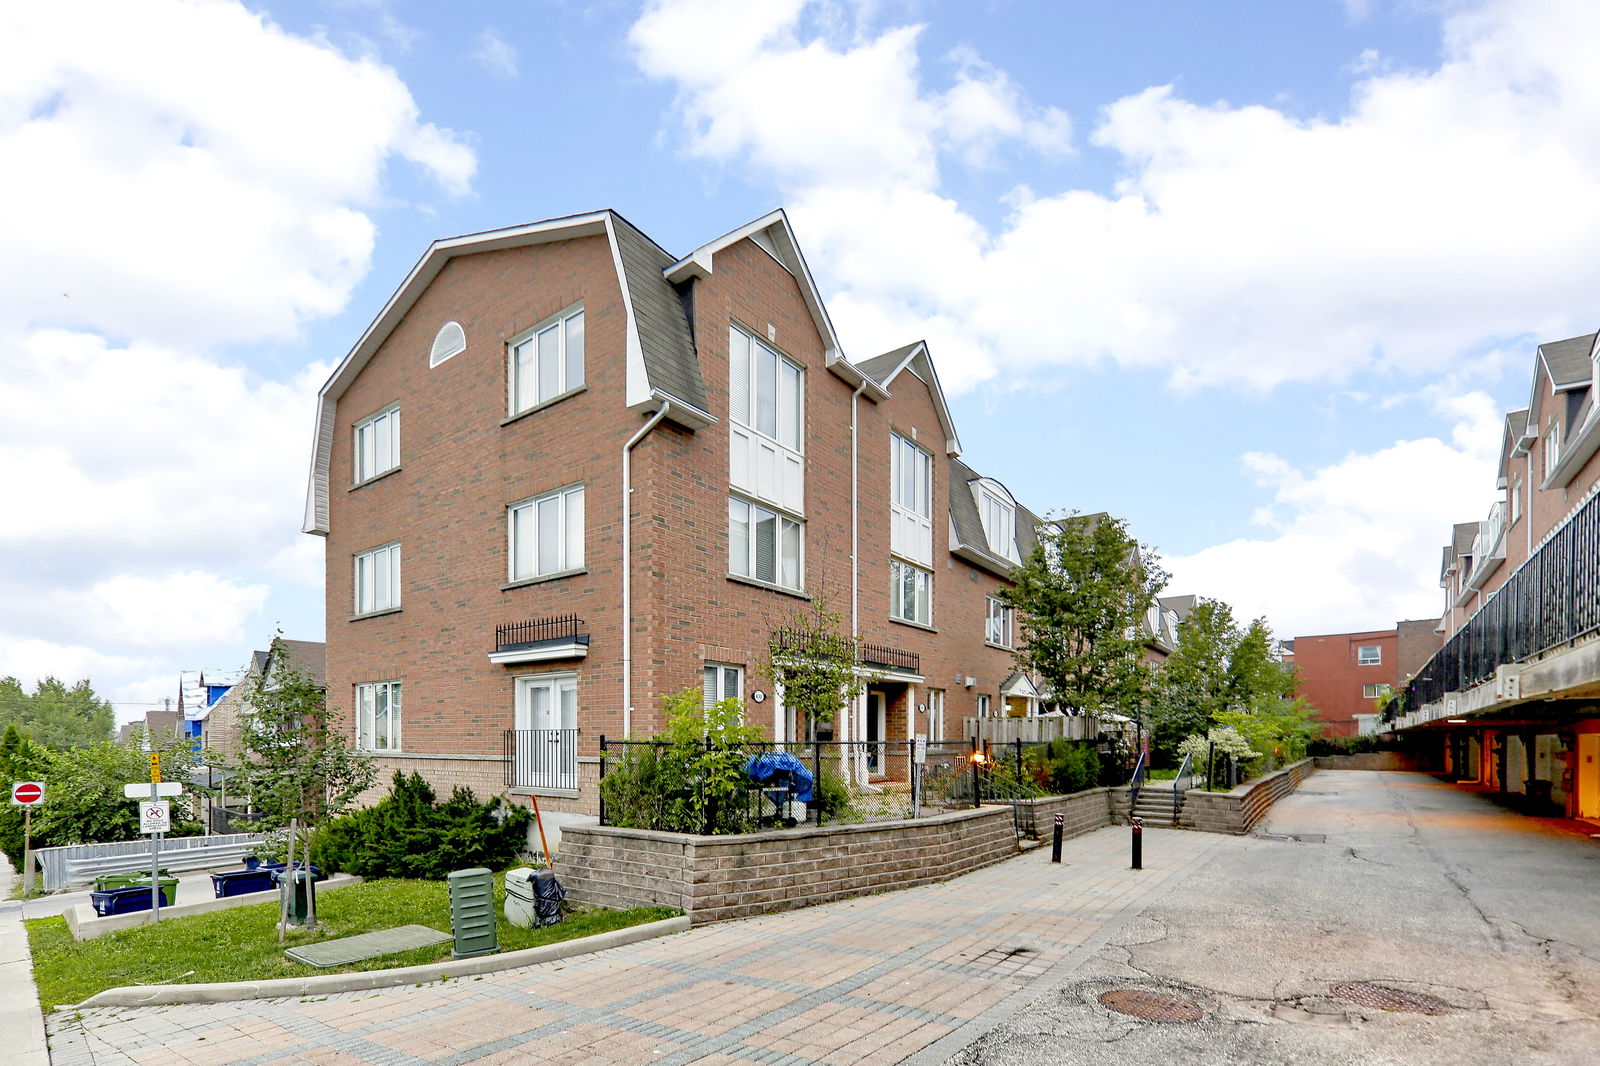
xmin=72 ymin=914 xmax=691 ymax=1007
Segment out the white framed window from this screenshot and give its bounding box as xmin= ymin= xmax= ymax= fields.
xmin=927 ymin=688 xmax=945 ymax=743
xmin=510 ymin=305 xmax=584 ymax=415
xmin=353 ymin=405 xmax=400 ymax=483
xmin=354 ymin=542 xmax=401 ymax=615
xmin=728 ymin=324 xmax=804 ymax=512
xmin=986 ymin=597 xmax=1013 ymax=648
xmin=729 ymin=496 xmax=803 ymax=589
xmin=355 ymin=680 xmax=401 ymax=751
xmin=976 ymin=481 xmax=1018 ymax=562
xmin=430 ymin=321 xmax=466 ymax=367
xmin=1510 ymin=474 xmax=1522 ymax=525
xmin=889 ymin=559 xmax=932 ymax=625
xmin=509 ymin=485 xmax=584 ymax=581
xmin=1357 ymin=645 xmax=1382 ymax=666
xmin=703 ymin=663 xmax=743 ymax=707
xmin=1542 ymin=420 xmax=1561 ymax=479
xmin=1363 ymin=683 xmax=1391 ymax=699
xmin=976 ymin=694 xmax=991 ymax=718
xmin=891 ymin=433 xmax=933 ymax=566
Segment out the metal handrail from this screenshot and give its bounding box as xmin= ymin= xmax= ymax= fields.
xmin=1171 ymin=752 xmax=1193 ymax=825
xmin=1128 ymin=751 xmax=1147 ymax=812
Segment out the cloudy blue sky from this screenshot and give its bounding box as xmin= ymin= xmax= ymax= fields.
xmin=3 ymin=0 xmax=1595 ymax=723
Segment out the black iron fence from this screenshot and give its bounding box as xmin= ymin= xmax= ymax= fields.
xmin=1391 ymin=487 xmax=1600 ymax=720
xmin=503 ymin=728 xmax=580 ymax=790
xmin=496 ymin=614 xmax=583 ymax=653
xmin=597 ymin=737 xmax=990 ymax=834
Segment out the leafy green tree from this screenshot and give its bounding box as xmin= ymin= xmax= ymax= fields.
xmin=1148 ymin=598 xmax=1239 ymax=762
xmin=225 ymin=636 xmax=375 ymax=866
xmin=0 ymin=724 xmax=51 ymax=863
xmin=30 ymin=734 xmax=204 ymax=847
xmin=763 ymin=597 xmax=867 ymax=740
xmin=1000 ymin=512 xmax=1167 ymax=720
xmin=0 ymin=676 xmax=114 ymax=748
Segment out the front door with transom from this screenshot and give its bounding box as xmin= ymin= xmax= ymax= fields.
xmin=513 ymin=673 xmax=577 ymax=790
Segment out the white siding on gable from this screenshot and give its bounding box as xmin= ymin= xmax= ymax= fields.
xmin=891 ymin=433 xmax=933 ymax=566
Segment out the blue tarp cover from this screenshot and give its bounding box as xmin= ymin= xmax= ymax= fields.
xmin=744 ymin=751 xmax=815 ymax=802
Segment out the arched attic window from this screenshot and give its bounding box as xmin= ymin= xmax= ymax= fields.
xmin=430 ymin=321 xmax=466 ymax=367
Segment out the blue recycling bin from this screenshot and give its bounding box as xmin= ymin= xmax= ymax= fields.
xmin=90 ymin=886 xmax=165 ymax=916
xmin=211 ymin=869 xmax=276 ymax=898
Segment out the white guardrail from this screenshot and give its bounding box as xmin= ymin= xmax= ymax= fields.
xmin=31 ymin=833 xmax=266 ymax=892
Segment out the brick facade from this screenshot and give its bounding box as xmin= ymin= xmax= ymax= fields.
xmin=308 ymin=210 xmax=1045 ymax=823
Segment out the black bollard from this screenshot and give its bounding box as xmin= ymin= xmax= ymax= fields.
xmin=1051 ymin=813 xmax=1064 ymax=863
xmin=1131 ymin=816 xmax=1143 ymax=870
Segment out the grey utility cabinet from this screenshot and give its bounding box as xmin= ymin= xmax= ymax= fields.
xmin=447 ymin=867 xmax=498 ymax=959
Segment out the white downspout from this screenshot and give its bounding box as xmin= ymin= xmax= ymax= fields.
xmin=622 ymin=402 xmax=674 ymax=739
xmin=849 ymin=378 xmax=868 ymax=780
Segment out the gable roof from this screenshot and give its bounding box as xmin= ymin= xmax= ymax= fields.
xmin=665 ymin=209 xmax=889 ymax=402
xmin=302 ymin=210 xmax=713 ymax=535
xmin=857 ymin=340 xmax=962 ymax=456
xmin=1452 ymin=521 xmax=1479 ymax=555
xmin=1538 ymin=333 xmax=1596 ymax=388
xmin=1498 ymin=408 xmax=1529 ymax=483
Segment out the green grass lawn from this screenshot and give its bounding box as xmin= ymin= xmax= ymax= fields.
xmin=26 ymin=873 xmax=678 ymax=1012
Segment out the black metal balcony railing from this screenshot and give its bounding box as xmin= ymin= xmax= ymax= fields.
xmin=1393 ymin=487 xmax=1600 ymax=719
xmin=495 ymin=614 xmax=584 ymax=653
xmin=770 ymin=629 xmax=921 ymax=675
xmin=503 ymin=728 xmax=580 ymax=790
xmin=859 ymin=640 xmax=920 ymax=674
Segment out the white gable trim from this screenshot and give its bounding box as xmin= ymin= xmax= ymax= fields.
xmin=866 ymin=341 xmax=963 ymax=457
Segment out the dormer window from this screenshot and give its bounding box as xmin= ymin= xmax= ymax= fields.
xmin=974 ymin=479 xmax=1018 ymax=562
xmin=510 ymin=305 xmax=585 ymax=416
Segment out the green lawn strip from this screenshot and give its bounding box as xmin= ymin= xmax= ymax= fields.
xmin=26 ymin=874 xmax=678 ymax=1012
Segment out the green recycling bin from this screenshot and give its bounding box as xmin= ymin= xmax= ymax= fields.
xmin=94 ymin=869 xmax=172 ymax=893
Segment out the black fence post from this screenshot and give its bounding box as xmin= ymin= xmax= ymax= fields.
xmin=1131 ymin=816 xmax=1143 ymax=869
xmin=1014 ymin=738 xmax=1023 ymax=783
xmin=971 ymin=737 xmax=982 ymax=809
xmin=597 ymin=734 xmax=607 ymax=826
xmin=1051 ymin=813 xmax=1064 ymax=863
xmin=813 ymin=740 xmax=823 ymax=826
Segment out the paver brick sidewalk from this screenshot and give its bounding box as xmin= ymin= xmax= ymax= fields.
xmin=45 ymin=824 xmax=1230 ymax=1066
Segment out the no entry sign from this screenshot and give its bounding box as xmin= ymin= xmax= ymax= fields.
xmin=10 ymin=781 xmax=45 ymax=806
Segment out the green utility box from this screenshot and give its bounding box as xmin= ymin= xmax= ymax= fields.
xmin=447 ymin=867 xmax=498 ymax=959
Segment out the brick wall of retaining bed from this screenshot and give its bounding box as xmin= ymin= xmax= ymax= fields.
xmin=1313 ymin=752 xmax=1425 ymax=771
xmin=1179 ymin=759 xmax=1316 ymax=834
xmin=1008 ymin=788 xmax=1117 ymax=840
xmin=559 ymin=805 xmax=1019 ymax=924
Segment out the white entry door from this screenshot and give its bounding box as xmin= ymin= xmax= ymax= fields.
xmin=514 ymin=674 xmax=577 ymax=789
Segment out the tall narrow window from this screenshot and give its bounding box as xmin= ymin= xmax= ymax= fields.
xmin=728 ymin=497 xmax=803 ymax=590
xmin=1510 ymin=474 xmax=1522 ymax=525
xmin=976 ymin=694 xmax=991 ymax=718
xmin=986 ymin=597 xmax=1013 ymax=648
xmin=510 ymin=306 xmax=584 ymax=415
xmin=927 ymin=689 xmax=945 ymax=743
xmin=355 ymin=680 xmax=402 ymax=750
xmin=509 ymin=485 xmax=585 ymax=581
xmin=728 ymin=325 xmax=804 ymax=512
xmin=1542 ymin=420 xmax=1561 ymax=479
xmin=354 ymin=406 xmax=399 ymax=483
xmin=354 ymin=543 xmax=401 ymax=615
xmin=891 ymin=433 xmax=933 ymax=566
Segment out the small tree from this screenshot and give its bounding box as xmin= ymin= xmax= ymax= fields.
xmin=1001 ymin=512 xmax=1167 ymax=721
xmin=228 ymin=636 xmax=374 ymax=929
xmin=762 ymin=597 xmax=867 ymax=741
xmin=1149 ymin=598 xmax=1239 ymax=763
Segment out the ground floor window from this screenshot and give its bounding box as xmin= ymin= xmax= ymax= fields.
xmin=976 ymin=693 xmax=991 ymax=718
xmin=512 ymin=673 xmax=578 ymax=790
xmin=703 ymin=663 xmax=743 ymax=707
xmin=927 ymin=688 xmax=945 ymax=743
xmin=355 ymin=680 xmax=401 ymax=751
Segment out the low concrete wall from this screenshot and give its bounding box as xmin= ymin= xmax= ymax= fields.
xmin=65 ymin=874 xmax=364 ymax=940
xmin=1179 ymin=759 xmax=1316 ymax=834
xmin=1313 ymin=752 xmax=1424 ymax=771
xmin=1009 ymin=788 xmax=1116 ymax=840
xmin=560 ymin=805 xmax=1020 ymax=924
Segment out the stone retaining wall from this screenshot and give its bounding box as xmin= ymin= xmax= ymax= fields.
xmin=1179 ymin=759 xmax=1316 ymax=834
xmin=1313 ymin=752 xmax=1425 ymax=771
xmin=1008 ymin=788 xmax=1117 ymax=840
xmin=559 ymin=805 xmax=1019 ymax=924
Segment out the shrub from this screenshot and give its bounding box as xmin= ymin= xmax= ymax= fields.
xmin=1037 ymin=740 xmax=1102 ymax=795
xmin=1306 ymin=734 xmax=1383 ymax=757
xmin=313 ymin=772 xmax=531 ymax=878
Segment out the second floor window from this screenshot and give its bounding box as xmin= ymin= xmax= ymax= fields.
xmin=511 ymin=306 xmax=584 ymax=415
xmin=509 ymin=485 xmax=585 ymax=581
xmin=890 ymin=560 xmax=931 ymax=625
xmin=729 ymin=496 xmax=803 ymax=590
xmin=986 ymin=597 xmax=1013 ymax=648
xmin=354 ymin=542 xmax=400 ymax=614
xmin=354 ymin=405 xmax=399 ymax=483
xmin=1357 ymin=645 xmax=1382 ymax=666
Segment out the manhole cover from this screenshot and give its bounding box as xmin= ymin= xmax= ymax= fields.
xmin=1098 ymin=989 xmax=1204 ymax=1023
xmin=1332 ymin=983 xmax=1452 ymax=1015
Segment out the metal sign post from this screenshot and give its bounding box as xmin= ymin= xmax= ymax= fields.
xmin=130 ymin=755 xmax=172 ymax=925
xmin=10 ymin=781 xmax=46 ymax=895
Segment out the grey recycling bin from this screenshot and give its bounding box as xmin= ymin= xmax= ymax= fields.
xmin=504 ymin=867 xmax=536 ymax=929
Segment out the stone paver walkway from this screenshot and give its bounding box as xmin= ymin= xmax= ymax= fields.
xmin=45 ymin=824 xmax=1231 ymax=1066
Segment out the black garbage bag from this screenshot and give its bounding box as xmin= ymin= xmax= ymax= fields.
xmin=533 ymin=869 xmax=567 ymax=927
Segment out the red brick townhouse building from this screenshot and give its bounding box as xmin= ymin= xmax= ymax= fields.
xmin=302 ymin=209 xmax=1056 ymax=831
xmin=1386 ymin=330 xmax=1600 ymax=825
